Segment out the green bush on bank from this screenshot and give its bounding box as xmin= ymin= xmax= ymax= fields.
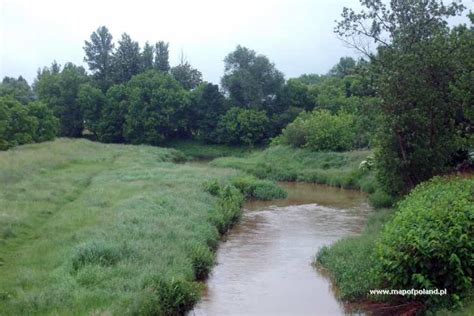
xmin=317 ymin=176 xmax=473 ymax=311
xmin=272 ymin=109 xmax=357 ymax=151
xmin=375 ymin=176 xmax=474 ymax=307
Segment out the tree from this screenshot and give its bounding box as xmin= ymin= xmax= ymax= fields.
xmin=221 ymin=46 xmax=284 ymax=110
xmin=336 ymin=0 xmax=467 ymax=195
xmin=0 ymin=76 xmax=34 ymax=104
xmin=26 ymin=101 xmax=58 ymax=142
xmin=190 ymin=83 xmax=227 ymax=140
xmin=77 ymin=83 xmax=106 ymax=136
xmin=171 ymin=57 xmax=203 ymax=90
xmin=0 ymin=96 xmax=37 ymax=149
xmin=328 ymin=57 xmax=356 ymax=78
xmin=124 ymin=70 xmax=189 ymax=145
xmin=141 ymin=42 xmax=155 ymax=72
xmin=35 ymin=62 xmax=88 ymax=137
xmin=98 ymin=84 xmax=128 ymax=143
xmin=155 ymin=41 xmax=170 ymax=73
xmin=84 ymin=26 xmax=114 ymax=91
xmin=214 ymin=107 xmax=270 ymax=146
xmin=112 ymin=33 xmax=141 ymax=84
xmin=277 ymin=78 xmax=315 ymax=111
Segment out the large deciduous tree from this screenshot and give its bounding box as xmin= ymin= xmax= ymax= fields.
xmin=77 ymin=83 xmax=106 ymax=136
xmin=124 ymin=71 xmax=189 ymax=145
xmin=35 ymin=62 xmax=88 ymax=137
xmin=98 ymin=84 xmax=129 ymax=143
xmin=221 ymin=46 xmax=284 ymax=111
xmin=190 ymin=83 xmax=227 ymax=140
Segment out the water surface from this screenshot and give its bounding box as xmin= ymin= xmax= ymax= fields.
xmin=191 ymin=182 xmax=371 ymax=316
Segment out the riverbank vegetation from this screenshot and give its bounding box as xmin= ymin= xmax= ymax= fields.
xmin=0 ymin=139 xmax=283 ymax=315
xmin=317 ymin=176 xmax=474 ymax=313
xmin=315 ymin=1 xmax=473 ymax=313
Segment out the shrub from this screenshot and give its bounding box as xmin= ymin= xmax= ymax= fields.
xmin=276 ymin=109 xmax=356 ymax=151
xmin=375 ymin=177 xmax=474 ymax=306
xmin=272 ymin=112 xmax=310 ymax=147
xmin=71 ymin=241 xmax=127 ymax=271
xmin=304 ymin=110 xmax=356 ymax=151
xmin=134 ymin=276 xmax=200 ymax=316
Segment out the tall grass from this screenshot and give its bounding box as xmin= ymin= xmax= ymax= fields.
xmin=165 ymin=139 xmax=255 ymax=160
xmin=0 ymin=138 xmax=252 ymax=315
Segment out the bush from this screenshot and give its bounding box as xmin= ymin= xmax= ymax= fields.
xmin=276 ymin=109 xmax=357 ymax=151
xmin=71 ymin=241 xmax=127 ymax=271
xmin=134 ymin=276 xmax=200 ymax=316
xmin=376 ymin=177 xmax=474 ymax=306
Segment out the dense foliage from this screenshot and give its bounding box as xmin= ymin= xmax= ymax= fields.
xmin=336 ymin=0 xmax=473 ymax=195
xmin=273 ymin=110 xmax=357 ymax=151
xmin=376 ymin=177 xmax=473 ymax=306
xmin=213 ymin=107 xmax=270 ymax=146
xmin=0 ymin=96 xmax=57 ymax=150
xmin=123 ymin=71 xmax=190 ymax=145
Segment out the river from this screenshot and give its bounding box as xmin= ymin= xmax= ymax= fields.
xmin=191 ymin=182 xmax=371 ymax=316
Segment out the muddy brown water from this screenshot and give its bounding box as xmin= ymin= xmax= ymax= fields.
xmin=190 ymin=182 xmax=371 ymax=316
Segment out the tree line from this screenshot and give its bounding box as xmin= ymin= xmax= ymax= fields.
xmin=1 ymin=2 xmax=473 ymax=199
xmin=1 ymin=26 xmax=378 ymax=149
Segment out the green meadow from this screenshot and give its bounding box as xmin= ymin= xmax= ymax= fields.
xmin=0 ymin=138 xmax=281 ymax=315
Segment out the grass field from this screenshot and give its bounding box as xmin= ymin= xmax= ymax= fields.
xmin=0 ymin=139 xmax=261 ymax=315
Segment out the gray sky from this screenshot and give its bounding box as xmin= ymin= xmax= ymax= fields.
xmin=0 ymin=0 xmax=471 ymax=85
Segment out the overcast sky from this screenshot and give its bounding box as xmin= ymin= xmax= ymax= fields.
xmin=0 ymin=0 xmax=472 ymax=85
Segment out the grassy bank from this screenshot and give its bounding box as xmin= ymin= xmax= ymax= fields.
xmin=211 ymin=145 xmax=373 ymax=187
xmin=0 ymin=139 xmax=283 ymax=315
xmin=316 ymin=208 xmax=395 ymax=300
